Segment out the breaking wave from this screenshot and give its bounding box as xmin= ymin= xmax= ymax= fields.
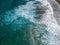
xmin=0 ymin=0 xmax=60 ymax=45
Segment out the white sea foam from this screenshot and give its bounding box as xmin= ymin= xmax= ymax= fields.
xmin=2 ymin=0 xmax=60 ymax=45
xmin=14 ymin=0 xmax=60 ymax=45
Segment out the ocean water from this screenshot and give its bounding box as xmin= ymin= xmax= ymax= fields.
xmin=0 ymin=0 xmax=60 ymax=45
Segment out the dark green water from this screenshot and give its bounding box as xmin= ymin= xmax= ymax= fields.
xmin=0 ymin=0 xmax=35 ymax=14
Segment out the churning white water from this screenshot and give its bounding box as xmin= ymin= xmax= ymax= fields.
xmin=1 ymin=0 xmax=60 ymax=45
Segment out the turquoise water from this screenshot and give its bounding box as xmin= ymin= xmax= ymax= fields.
xmin=0 ymin=0 xmax=54 ymax=45
xmin=0 ymin=0 xmax=35 ymax=14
